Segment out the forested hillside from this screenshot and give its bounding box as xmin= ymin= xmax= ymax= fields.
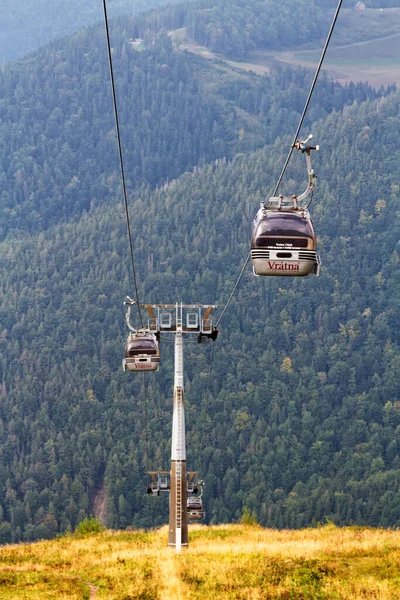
xmin=3 ymin=0 xmax=399 ymax=67
xmin=134 ymin=0 xmax=329 ymax=58
xmin=0 ymin=23 xmax=383 ymax=239
xmin=1 ymin=74 xmax=400 ymax=541
xmin=0 ymin=0 xmax=343 ymax=66
xmin=1 ymin=1 xmax=400 ymax=543
xmin=133 ymin=0 xmax=400 ymax=60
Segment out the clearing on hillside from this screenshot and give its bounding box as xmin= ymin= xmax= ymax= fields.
xmin=171 ymin=8 xmax=400 ymax=86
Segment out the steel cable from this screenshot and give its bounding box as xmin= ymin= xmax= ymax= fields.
xmin=272 ymin=0 xmax=344 ymax=197
xmin=216 ymin=250 xmax=251 ymax=328
xmin=204 ymin=2 xmax=344 ymax=471
xmin=102 ymin=0 xmax=343 ymax=488
xmin=102 ymin=0 xmax=143 ymax=327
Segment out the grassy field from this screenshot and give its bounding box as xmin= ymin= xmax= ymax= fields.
xmin=258 ymin=7 xmax=400 ymax=86
xmin=172 ymin=8 xmax=400 ymax=86
xmin=0 ymin=524 xmax=400 ymax=599
xmin=331 ymin=8 xmax=400 ymax=46
xmin=229 ymin=40 xmax=400 ymax=87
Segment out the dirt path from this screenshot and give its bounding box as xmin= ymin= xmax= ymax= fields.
xmin=93 ymin=485 xmax=108 ymax=526
xmin=296 ymin=31 xmax=400 ymax=55
xmin=158 ymin=550 xmax=185 ymax=600
xmin=78 ymin=577 xmax=98 ymax=599
xmin=86 ymin=581 xmax=99 ymax=599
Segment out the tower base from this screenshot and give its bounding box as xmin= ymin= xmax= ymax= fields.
xmin=168 ymin=460 xmax=188 ymax=547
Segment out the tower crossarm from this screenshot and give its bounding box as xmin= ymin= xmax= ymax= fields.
xmin=140 ymin=304 xmax=218 ymax=335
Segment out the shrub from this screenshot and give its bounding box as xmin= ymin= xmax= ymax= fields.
xmin=240 ymin=506 xmax=258 ymax=526
xmin=75 ymin=516 xmax=105 ymax=536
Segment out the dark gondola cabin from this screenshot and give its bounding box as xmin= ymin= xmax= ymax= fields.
xmin=251 ymin=136 xmax=321 ymax=277
xmin=251 ymin=207 xmax=320 ymax=276
xmin=123 ymin=331 xmax=160 ymax=372
xmin=187 ymin=496 xmax=204 ymax=520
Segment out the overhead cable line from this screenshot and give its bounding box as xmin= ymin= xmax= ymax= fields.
xmin=199 ymin=247 xmax=249 ymax=466
xmin=272 ymin=0 xmax=344 ymax=197
xmin=196 ymin=251 xmax=250 ymax=462
xmin=102 ymin=0 xmax=143 ymax=327
xmin=204 ymin=2 xmax=343 ymax=454
xmin=215 ymin=0 xmax=342 ymax=329
xmin=216 ymin=250 xmax=251 ymax=328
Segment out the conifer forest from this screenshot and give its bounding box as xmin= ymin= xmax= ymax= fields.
xmin=0 ymin=0 xmax=400 ymax=544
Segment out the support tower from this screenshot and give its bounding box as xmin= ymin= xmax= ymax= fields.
xmin=142 ymin=303 xmax=217 ymax=551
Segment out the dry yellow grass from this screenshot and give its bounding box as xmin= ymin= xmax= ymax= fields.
xmin=0 ymin=524 xmax=399 ymax=599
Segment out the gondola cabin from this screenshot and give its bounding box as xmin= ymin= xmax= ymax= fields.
xmin=251 ymin=136 xmax=321 ymax=277
xmin=123 ymin=331 xmax=160 ymax=372
xmin=187 ymin=496 xmax=205 ymax=520
xmin=251 ymin=206 xmax=320 ymax=277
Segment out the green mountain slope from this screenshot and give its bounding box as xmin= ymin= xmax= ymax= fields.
xmin=0 ymin=23 xmax=382 ymax=240
xmin=134 ymin=0 xmax=328 ymax=58
xmin=134 ymin=0 xmax=400 ymax=60
xmin=4 ymin=0 xmax=400 ymax=67
xmin=1 ymin=81 xmax=400 ymax=541
xmin=1 ymin=0 xmax=399 ymax=543
xmin=0 ymin=33 xmax=262 ymax=238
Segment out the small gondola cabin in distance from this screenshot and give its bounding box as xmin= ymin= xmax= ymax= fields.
xmin=251 ymin=136 xmax=321 ymax=277
xmin=122 ymin=297 xmax=160 ymax=372
xmin=123 ymin=331 xmax=160 ymax=371
xmin=187 ymin=495 xmax=205 ymax=520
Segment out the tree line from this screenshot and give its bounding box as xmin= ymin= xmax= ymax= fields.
xmin=0 ymin=4 xmax=399 ymax=543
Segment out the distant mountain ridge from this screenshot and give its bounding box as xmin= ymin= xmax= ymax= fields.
xmin=4 ymin=0 xmax=400 ymax=66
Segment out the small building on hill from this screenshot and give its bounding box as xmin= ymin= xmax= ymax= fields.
xmin=130 ymin=38 xmax=144 ymax=47
xmin=354 ymin=1 xmax=366 ymax=10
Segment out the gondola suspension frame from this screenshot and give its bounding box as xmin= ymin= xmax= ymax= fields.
xmin=251 ymin=136 xmax=321 ymax=278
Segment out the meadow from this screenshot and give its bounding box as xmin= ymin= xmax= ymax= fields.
xmin=0 ymin=524 xmax=399 ymax=599
xmin=176 ymin=8 xmax=400 ymax=86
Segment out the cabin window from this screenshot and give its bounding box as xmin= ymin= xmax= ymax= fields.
xmin=128 ymin=348 xmax=158 ymax=356
xmin=128 ymin=338 xmax=158 ymax=356
xmin=256 ymin=237 xmax=308 ymax=248
xmin=257 ymin=215 xmax=315 ymax=239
